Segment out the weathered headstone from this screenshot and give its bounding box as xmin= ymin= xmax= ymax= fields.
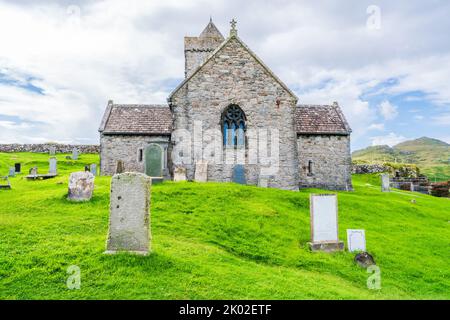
xmin=72 ymin=148 xmax=79 ymax=160
xmin=105 ymin=172 xmax=151 ymax=255
xmin=67 ymin=171 xmax=95 ymax=202
xmin=14 ymin=163 xmax=21 ymax=173
xmin=0 ymin=176 xmax=11 ymax=190
xmin=232 ymin=165 xmax=246 ymax=185
xmin=49 ymin=157 xmax=57 ymax=175
xmin=116 ymin=160 xmax=125 ymax=174
xmin=354 ymin=252 xmax=376 ymax=268
xmin=49 ymin=146 xmax=56 ymax=156
xmin=29 ymin=167 xmax=38 ymax=175
xmin=8 ymin=167 xmax=15 ymax=177
xmin=381 ymin=174 xmax=390 ymax=192
xmin=194 ymin=160 xmax=208 ymax=182
xmin=90 ymin=164 xmax=97 ymax=176
xmin=173 ymin=166 xmax=187 ymax=181
xmin=308 ymin=194 xmax=344 ymax=252
xmin=258 ymin=176 xmax=269 ymax=188
xmin=347 ymin=229 xmax=366 ymax=252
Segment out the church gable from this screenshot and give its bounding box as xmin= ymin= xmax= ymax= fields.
xmin=170 ymin=33 xmax=297 ymax=103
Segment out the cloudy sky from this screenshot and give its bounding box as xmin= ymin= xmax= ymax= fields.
xmin=0 ymin=0 xmax=449 ymax=150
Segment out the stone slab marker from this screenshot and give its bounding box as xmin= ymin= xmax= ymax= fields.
xmin=173 ymin=166 xmax=187 ymax=181
xmin=67 ymin=171 xmax=95 ymax=201
xmin=14 ymin=163 xmax=21 ymax=173
xmin=8 ymin=167 xmax=15 ymax=177
xmin=232 ymin=165 xmax=246 ymax=185
xmin=72 ymin=148 xmax=79 ymax=160
xmin=308 ymin=194 xmax=344 ymax=252
xmin=347 ymin=229 xmax=366 ymax=252
xmin=90 ymin=164 xmax=97 ymax=176
xmin=49 ymin=146 xmax=56 ymax=156
xmin=49 ymin=157 xmax=57 ymax=174
xmin=29 ymin=167 xmax=38 ymax=175
xmin=106 ymin=172 xmax=151 ymax=255
xmin=194 ymin=160 xmax=208 ymax=182
xmin=381 ymin=174 xmax=390 ymax=192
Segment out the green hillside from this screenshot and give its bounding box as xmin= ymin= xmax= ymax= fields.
xmin=352 ymin=137 xmax=450 ymax=181
xmin=0 ymin=152 xmax=449 ymax=299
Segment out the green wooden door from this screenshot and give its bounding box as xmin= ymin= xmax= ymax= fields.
xmin=145 ymin=145 xmax=162 ymax=177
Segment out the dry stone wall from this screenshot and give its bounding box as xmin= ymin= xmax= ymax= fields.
xmin=0 ymin=144 xmax=99 ymax=154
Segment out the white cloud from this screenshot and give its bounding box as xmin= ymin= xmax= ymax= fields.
xmin=368 ymin=123 xmax=385 ymax=131
xmin=378 ymin=100 xmax=398 ymax=120
xmin=432 ymin=113 xmax=450 ymax=125
xmin=414 ymin=115 xmax=424 ymax=120
xmin=370 ymin=132 xmax=408 ymax=147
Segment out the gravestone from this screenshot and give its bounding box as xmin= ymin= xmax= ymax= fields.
xmin=258 ymin=176 xmax=269 ymax=188
xmin=173 ymin=166 xmax=187 ymax=181
xmin=145 ymin=144 xmax=163 ymax=177
xmin=354 ymin=252 xmax=376 ymax=268
xmin=49 ymin=146 xmax=56 ymax=156
xmin=0 ymin=176 xmax=11 ymax=190
xmin=8 ymin=167 xmax=15 ymax=177
xmin=67 ymin=171 xmax=95 ymax=202
xmin=29 ymin=167 xmax=38 ymax=175
xmin=347 ymin=229 xmax=366 ymax=252
xmin=308 ymin=194 xmax=344 ymax=252
xmin=14 ymin=163 xmax=21 ymax=173
xmin=84 ymin=165 xmax=90 ymax=172
xmin=381 ymin=174 xmax=390 ymax=192
xmin=232 ymin=165 xmax=246 ymax=185
xmin=72 ymin=148 xmax=79 ymax=160
xmin=194 ymin=160 xmax=208 ymax=182
xmin=105 ymin=172 xmax=151 ymax=255
xmin=49 ymin=157 xmax=57 ymax=175
xmin=90 ymin=164 xmax=97 ymax=176
xmin=116 ymin=160 xmax=125 ymax=174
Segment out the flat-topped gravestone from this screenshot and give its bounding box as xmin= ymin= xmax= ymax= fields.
xmin=49 ymin=146 xmax=56 ymax=156
xmin=67 ymin=171 xmax=94 ymax=202
xmin=105 ymin=172 xmax=152 ymax=255
xmin=308 ymin=194 xmax=344 ymax=252
xmin=49 ymin=157 xmax=57 ymax=175
xmin=90 ymin=164 xmax=97 ymax=176
xmin=232 ymin=165 xmax=246 ymax=185
xmin=8 ymin=167 xmax=15 ymax=177
xmin=14 ymin=163 xmax=21 ymax=173
xmin=194 ymin=160 xmax=208 ymax=182
xmin=116 ymin=160 xmax=125 ymax=174
xmin=72 ymin=148 xmax=79 ymax=160
xmin=173 ymin=166 xmax=187 ymax=181
xmin=347 ymin=229 xmax=366 ymax=252
xmin=381 ymin=174 xmax=390 ymax=192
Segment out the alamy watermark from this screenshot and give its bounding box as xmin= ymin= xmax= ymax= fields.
xmin=366 ymin=5 xmax=381 ymax=30
xmin=66 ymin=265 xmax=81 ymax=290
xmin=367 ymin=265 xmax=381 ymax=290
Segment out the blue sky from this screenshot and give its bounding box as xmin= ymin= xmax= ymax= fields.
xmin=0 ymin=0 xmax=449 ymax=150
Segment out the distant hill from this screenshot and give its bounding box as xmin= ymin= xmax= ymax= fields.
xmin=352 ymin=137 xmax=450 ymax=181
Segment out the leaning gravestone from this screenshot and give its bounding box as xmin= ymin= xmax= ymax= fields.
xmin=14 ymin=163 xmax=21 ymax=173
xmin=232 ymin=165 xmax=246 ymax=185
xmin=72 ymin=148 xmax=79 ymax=160
xmin=67 ymin=171 xmax=95 ymax=202
xmin=381 ymin=174 xmax=390 ymax=192
xmin=90 ymin=164 xmax=97 ymax=176
xmin=49 ymin=157 xmax=57 ymax=175
xmin=116 ymin=160 xmax=125 ymax=174
xmin=347 ymin=229 xmax=366 ymax=252
xmin=308 ymin=194 xmax=344 ymax=252
xmin=194 ymin=160 xmax=208 ymax=182
xmin=105 ymin=172 xmax=152 ymax=255
xmin=173 ymin=166 xmax=187 ymax=181
xmin=8 ymin=167 xmax=15 ymax=177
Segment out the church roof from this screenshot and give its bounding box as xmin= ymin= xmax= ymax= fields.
xmin=295 ymin=103 xmax=352 ymax=135
xmin=99 ymin=103 xmax=172 ymax=135
xmin=169 ymin=33 xmax=298 ymax=101
xmin=199 ymin=18 xmax=224 ymax=40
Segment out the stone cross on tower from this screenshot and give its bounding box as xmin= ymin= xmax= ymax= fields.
xmin=230 ymin=18 xmax=237 ymax=37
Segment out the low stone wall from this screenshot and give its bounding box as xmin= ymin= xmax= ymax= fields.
xmin=0 ymin=144 xmax=99 ymax=154
xmin=351 ymin=164 xmax=389 ymax=174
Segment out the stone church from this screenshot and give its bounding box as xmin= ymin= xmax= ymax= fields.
xmin=99 ymin=19 xmax=352 ymax=191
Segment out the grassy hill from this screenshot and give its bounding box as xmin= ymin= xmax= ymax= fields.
xmin=0 ymin=152 xmax=449 ymax=299
xmin=352 ymin=137 xmax=450 ymax=181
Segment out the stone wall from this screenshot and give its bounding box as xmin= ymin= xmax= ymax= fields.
xmin=100 ymin=134 xmax=170 ymax=177
xmin=351 ymin=163 xmax=390 ymax=174
xmin=0 ymin=143 xmax=99 ymax=154
xmin=171 ymin=36 xmax=300 ymax=190
xmin=297 ymin=135 xmax=353 ymax=190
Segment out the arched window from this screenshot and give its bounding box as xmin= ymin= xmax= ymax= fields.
xmin=222 ymin=105 xmax=246 ymax=147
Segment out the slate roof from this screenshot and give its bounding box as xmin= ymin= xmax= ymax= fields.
xmin=295 ymin=104 xmax=351 ymax=135
xmin=99 ymin=103 xmax=172 ymax=135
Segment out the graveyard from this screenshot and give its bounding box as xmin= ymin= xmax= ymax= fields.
xmin=0 ymin=151 xmax=449 ymax=300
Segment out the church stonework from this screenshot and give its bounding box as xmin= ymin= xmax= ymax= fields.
xmin=99 ymin=19 xmax=353 ymax=191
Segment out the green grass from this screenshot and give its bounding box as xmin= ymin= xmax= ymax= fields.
xmin=0 ymin=152 xmax=449 ymax=299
